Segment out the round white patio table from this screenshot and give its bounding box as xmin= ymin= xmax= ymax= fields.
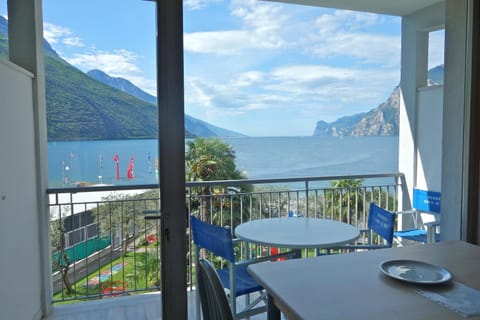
xmin=234 ymin=217 xmax=360 ymax=249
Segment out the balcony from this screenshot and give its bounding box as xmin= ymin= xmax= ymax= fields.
xmin=47 ymin=172 xmax=403 ymax=319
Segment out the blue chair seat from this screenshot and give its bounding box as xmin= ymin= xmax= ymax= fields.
xmin=394 ymin=229 xmax=440 ymax=243
xmin=395 ymin=188 xmax=441 ymax=244
xmin=217 ymin=265 xmax=263 ymax=296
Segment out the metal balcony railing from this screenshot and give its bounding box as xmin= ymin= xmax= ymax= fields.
xmin=47 ymin=172 xmax=404 ymax=303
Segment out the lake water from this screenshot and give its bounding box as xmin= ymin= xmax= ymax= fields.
xmin=47 ymin=136 xmax=399 ymax=188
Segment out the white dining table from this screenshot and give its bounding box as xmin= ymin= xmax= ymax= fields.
xmin=248 ymin=240 xmax=480 ymax=320
xmin=234 ymin=217 xmax=360 ymax=249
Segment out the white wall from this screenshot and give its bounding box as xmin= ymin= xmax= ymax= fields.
xmin=399 ymin=0 xmax=473 ymax=241
xmin=416 ymin=85 xmax=443 ymax=191
xmin=398 ymin=2 xmax=445 ymax=233
xmin=0 ymin=59 xmax=43 ymax=320
xmin=399 ymin=1 xmax=444 ymax=212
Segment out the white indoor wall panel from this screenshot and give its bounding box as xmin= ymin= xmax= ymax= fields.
xmin=0 ymin=59 xmax=43 ymax=320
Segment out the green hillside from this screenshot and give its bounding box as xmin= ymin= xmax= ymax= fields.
xmin=45 ymin=56 xmax=159 ymax=140
xmin=0 ymin=15 xmax=193 ymax=141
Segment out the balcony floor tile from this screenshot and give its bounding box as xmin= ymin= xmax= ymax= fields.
xmin=47 ymin=290 xmax=272 ymax=320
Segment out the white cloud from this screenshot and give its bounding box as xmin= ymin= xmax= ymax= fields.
xmin=66 ymin=49 xmax=156 ymax=95
xmin=68 ymin=49 xmax=140 ymax=74
xmin=188 ymin=75 xmax=286 ymax=114
xmin=184 ymin=0 xmax=222 ymax=10
xmin=186 ymin=63 xmax=399 ymax=123
xmin=184 ymin=0 xmax=289 ymax=55
xmin=185 ymin=2 xmax=400 ymax=69
xmin=331 ymin=10 xmax=380 ymax=30
xmin=428 ymin=29 xmax=445 ymax=68
xmin=184 ymin=30 xmax=255 ymax=54
xmin=231 ymin=0 xmax=288 ymax=46
xmin=307 ymin=10 xmax=400 ymax=66
xmin=43 ymin=22 xmax=84 ymax=47
xmin=43 ymin=21 xmax=155 ymax=94
xmin=266 ymin=64 xmax=398 ymax=105
xmin=43 ymin=22 xmax=69 ymax=44
xmin=311 ymin=32 xmax=399 ymax=66
xmin=231 ymin=71 xmax=264 ymax=87
xmin=184 ymin=28 xmax=286 ymax=55
xmin=63 ymin=37 xmax=84 ymax=47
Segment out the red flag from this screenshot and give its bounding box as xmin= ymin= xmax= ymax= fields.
xmin=127 ymin=155 xmax=135 ymax=179
xmin=113 ymin=154 xmax=120 ymax=180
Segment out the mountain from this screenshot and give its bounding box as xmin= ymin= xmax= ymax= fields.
xmin=313 ymin=87 xmax=400 ymax=137
xmin=0 ymin=16 xmax=241 ymax=140
xmin=0 ymin=15 xmax=181 ymax=140
xmin=87 ymin=69 xmax=157 ymax=105
xmin=313 ymin=65 xmax=444 ymax=137
xmin=87 ymin=69 xmax=245 ymax=138
xmin=428 ymin=64 xmax=445 ymax=85
xmin=45 ymin=59 xmax=164 ymax=140
xmin=313 ymin=113 xmax=366 ymax=137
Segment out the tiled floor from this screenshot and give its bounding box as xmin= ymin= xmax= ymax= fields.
xmin=48 ymin=290 xmax=270 ymax=319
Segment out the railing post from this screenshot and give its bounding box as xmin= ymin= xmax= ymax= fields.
xmin=306 ymin=180 xmax=309 ymax=217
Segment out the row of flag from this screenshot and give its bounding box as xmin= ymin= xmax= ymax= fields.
xmin=63 ymin=152 xmax=157 ymax=184
xmin=112 ymin=153 xmax=154 ymax=180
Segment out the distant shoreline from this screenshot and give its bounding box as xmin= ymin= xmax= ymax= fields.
xmin=48 ymin=134 xmax=399 ymax=143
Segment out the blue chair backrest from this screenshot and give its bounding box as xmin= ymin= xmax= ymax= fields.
xmin=368 ymin=203 xmax=395 ymax=244
xmin=413 ymin=188 xmax=441 ymax=214
xmin=190 ymin=215 xmax=235 ymax=263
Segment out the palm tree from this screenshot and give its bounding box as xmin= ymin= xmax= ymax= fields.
xmin=185 ymin=137 xmax=250 ymax=224
xmin=186 ymin=137 xmax=240 ymax=181
xmin=326 ymin=179 xmax=365 ymax=223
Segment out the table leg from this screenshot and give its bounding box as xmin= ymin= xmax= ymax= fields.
xmin=267 ymin=293 xmax=281 ymax=320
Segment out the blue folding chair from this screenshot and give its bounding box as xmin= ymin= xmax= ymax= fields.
xmin=394 ymin=188 xmax=441 ymax=243
xmin=190 ymin=216 xmax=266 ymax=320
xmin=338 ymin=203 xmax=396 ymax=251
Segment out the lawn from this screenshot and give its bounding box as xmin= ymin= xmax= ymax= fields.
xmin=53 ymin=251 xmax=160 ymax=304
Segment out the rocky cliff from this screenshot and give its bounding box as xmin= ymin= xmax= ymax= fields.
xmin=313 ymin=65 xmax=443 ymax=137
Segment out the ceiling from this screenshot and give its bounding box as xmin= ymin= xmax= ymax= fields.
xmin=265 ymin=0 xmax=444 ymax=16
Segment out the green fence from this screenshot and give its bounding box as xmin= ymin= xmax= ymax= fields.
xmin=52 ymin=236 xmax=111 ymax=269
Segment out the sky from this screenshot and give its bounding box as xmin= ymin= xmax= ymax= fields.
xmin=0 ymin=0 xmax=445 ymax=137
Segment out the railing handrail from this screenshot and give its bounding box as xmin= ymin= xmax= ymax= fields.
xmin=47 ymin=172 xmax=404 ymax=194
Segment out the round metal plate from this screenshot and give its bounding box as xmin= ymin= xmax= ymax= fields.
xmin=380 ymin=259 xmax=453 ymax=284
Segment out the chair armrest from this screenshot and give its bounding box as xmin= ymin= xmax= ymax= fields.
xmin=396 ymin=209 xmax=441 ymax=219
xmin=235 ymin=250 xmax=298 ymax=267
xmin=394 ymin=209 xmax=416 ymax=215
xmin=424 ymin=221 xmax=441 ymax=227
